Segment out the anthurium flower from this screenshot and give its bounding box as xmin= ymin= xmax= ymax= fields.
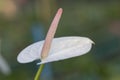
xmin=17 ymin=8 xmax=94 ymax=65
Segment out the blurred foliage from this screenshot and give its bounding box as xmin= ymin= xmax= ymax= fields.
xmin=0 ymin=0 xmax=120 ymax=80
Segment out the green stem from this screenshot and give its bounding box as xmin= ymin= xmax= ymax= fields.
xmin=34 ymin=64 xmax=44 ymax=80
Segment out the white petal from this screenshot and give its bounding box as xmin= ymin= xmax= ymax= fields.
xmin=17 ymin=41 xmax=44 ymax=63
xmin=39 ymin=37 xmax=93 ymax=64
xmin=17 ymin=36 xmax=94 ymax=64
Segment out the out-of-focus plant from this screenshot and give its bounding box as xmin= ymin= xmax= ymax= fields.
xmin=0 ymin=40 xmax=11 ymax=75
xmin=0 ymin=0 xmax=17 ymax=18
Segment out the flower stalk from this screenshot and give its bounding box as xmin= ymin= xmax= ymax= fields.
xmin=34 ymin=64 xmax=44 ymax=80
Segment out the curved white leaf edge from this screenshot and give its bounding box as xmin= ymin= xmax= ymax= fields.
xmin=17 ymin=36 xmax=94 ymax=64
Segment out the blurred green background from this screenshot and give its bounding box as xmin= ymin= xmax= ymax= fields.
xmin=0 ymin=0 xmax=120 ymax=80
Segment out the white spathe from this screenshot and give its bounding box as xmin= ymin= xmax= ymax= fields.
xmin=17 ymin=36 xmax=94 ymax=64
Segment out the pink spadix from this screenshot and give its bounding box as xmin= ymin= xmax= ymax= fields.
xmin=41 ymin=8 xmax=63 ymax=60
